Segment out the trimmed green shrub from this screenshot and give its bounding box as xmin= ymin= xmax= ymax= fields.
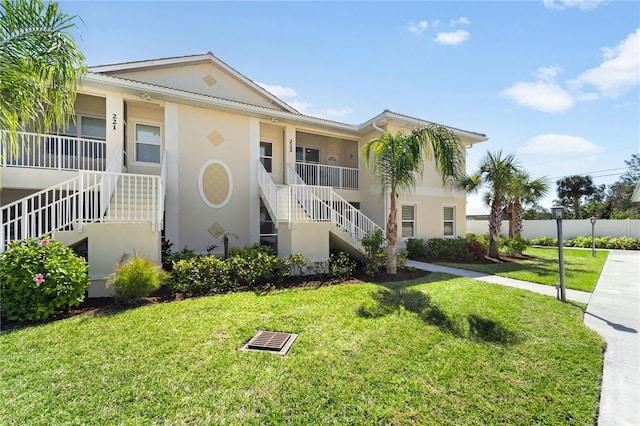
xmin=328 ymin=252 xmax=356 ymax=279
xmin=107 ymin=253 xmax=167 ymax=304
xmin=163 ymin=246 xmax=199 ymax=271
xmin=406 ymin=238 xmax=428 ymax=259
xmin=0 ymin=236 xmax=90 ymax=322
xmin=169 ymin=255 xmax=230 ymax=295
xmin=530 ymin=236 xmax=557 ymax=246
xmin=502 ymin=237 xmax=529 ymax=256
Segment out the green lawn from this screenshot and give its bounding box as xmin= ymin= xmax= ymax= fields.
xmin=438 ymin=247 xmax=608 ymax=292
xmin=1 ymin=275 xmax=604 ymax=425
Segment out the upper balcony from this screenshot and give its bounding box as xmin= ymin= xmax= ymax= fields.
xmin=1 ymin=130 xmax=107 ymax=172
xmin=295 ymin=162 xmax=358 ymax=190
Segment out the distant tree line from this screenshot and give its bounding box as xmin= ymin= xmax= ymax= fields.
xmin=523 ymin=154 xmax=640 ymax=220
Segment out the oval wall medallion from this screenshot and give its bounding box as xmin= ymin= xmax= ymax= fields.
xmin=198 ymin=160 xmax=233 ymax=208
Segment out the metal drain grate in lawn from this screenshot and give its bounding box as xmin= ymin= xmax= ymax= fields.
xmin=241 ymin=331 xmax=298 ymax=355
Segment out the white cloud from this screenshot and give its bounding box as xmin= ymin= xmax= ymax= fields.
xmin=502 ymin=81 xmax=575 ymax=113
xmin=570 ymin=28 xmax=640 ymax=97
xmin=450 ymin=17 xmax=471 ymax=26
xmin=408 ymin=21 xmax=428 ymax=35
xmin=256 ymin=82 xmax=297 ymax=99
xmin=543 ymin=0 xmax=607 ymax=10
xmin=536 ymin=66 xmax=562 ymax=81
xmin=287 ymin=100 xmax=312 ymax=114
xmin=519 ymin=134 xmax=605 ymax=155
xmin=435 ymin=30 xmax=469 ymax=45
xmin=517 ymin=134 xmax=606 ymax=180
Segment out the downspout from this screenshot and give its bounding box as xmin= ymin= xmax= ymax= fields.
xmin=372 ymin=121 xmax=387 ymax=233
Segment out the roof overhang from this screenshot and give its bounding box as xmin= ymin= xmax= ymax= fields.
xmin=82 ymin=73 xmax=488 ymax=144
xmin=88 ymin=53 xmax=298 ymax=114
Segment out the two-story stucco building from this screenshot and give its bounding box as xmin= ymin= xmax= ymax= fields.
xmin=0 ymin=52 xmax=487 ymax=296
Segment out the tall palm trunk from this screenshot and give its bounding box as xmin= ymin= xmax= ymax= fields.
xmin=488 ymin=197 xmax=502 ymax=258
xmin=386 ymin=191 xmax=398 ymax=274
xmin=507 ymin=203 xmax=514 ymax=238
xmin=513 ymin=199 xmax=524 ymax=238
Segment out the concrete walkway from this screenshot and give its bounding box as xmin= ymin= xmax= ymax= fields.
xmin=408 ymin=251 xmax=640 ymax=425
xmin=584 ymin=250 xmax=640 ymax=426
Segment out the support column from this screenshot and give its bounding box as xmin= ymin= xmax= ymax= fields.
xmin=105 ymin=94 xmax=124 ymax=169
xmin=164 ymin=102 xmax=180 ymax=248
xmin=249 ymin=117 xmax=260 ymax=244
xmin=284 ymin=125 xmax=296 ymax=183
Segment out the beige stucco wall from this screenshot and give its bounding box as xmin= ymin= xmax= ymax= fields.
xmin=55 ymin=222 xmax=160 ymax=297
xmin=170 ymin=104 xmax=255 ymax=254
xmin=278 ymin=222 xmax=330 ymax=262
xmin=75 ymin=93 xmax=106 ymax=118
xmin=112 ymin=63 xmax=281 ymax=110
xmin=260 ymin=123 xmax=285 ymax=184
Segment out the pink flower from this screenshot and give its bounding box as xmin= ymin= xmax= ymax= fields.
xmin=40 ymin=237 xmax=50 ymax=246
xmin=33 ymin=273 xmax=45 ymax=286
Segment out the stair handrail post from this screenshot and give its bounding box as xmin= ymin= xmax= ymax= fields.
xmin=20 ymin=198 xmax=28 ymax=241
xmin=78 ymin=172 xmax=84 ymax=232
xmin=56 ymin=135 xmax=62 ymax=171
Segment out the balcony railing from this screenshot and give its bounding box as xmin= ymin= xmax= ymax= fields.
xmin=295 ymin=162 xmax=358 ymax=190
xmin=0 ymin=130 xmax=107 ymax=171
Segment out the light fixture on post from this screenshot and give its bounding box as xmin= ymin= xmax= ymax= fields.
xmin=551 ymin=205 xmax=566 ymax=302
xmin=590 ymin=214 xmax=597 ymax=257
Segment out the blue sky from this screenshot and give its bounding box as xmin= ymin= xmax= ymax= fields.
xmin=61 ymin=0 xmax=639 ymax=210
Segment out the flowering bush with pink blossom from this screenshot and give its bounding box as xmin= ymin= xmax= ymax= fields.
xmin=0 ymin=236 xmax=90 ymax=322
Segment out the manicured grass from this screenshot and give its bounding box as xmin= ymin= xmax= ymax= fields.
xmin=1 ymin=275 xmax=604 ymax=425
xmin=438 ymin=247 xmax=608 ymax=292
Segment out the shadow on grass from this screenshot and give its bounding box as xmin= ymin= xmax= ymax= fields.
xmin=357 ymin=286 xmax=520 ymax=346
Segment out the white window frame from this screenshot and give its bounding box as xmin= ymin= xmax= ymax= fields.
xmin=260 ymin=141 xmax=273 ymax=173
xmin=443 ymin=205 xmax=455 ymax=238
xmin=296 ymin=145 xmax=320 ymax=163
xmin=401 ymin=204 xmax=416 ymax=238
xmin=62 ymin=114 xmax=107 ymax=140
xmin=134 ymin=122 xmax=162 ymax=164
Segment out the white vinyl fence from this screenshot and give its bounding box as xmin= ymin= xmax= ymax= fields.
xmin=466 ymin=219 xmax=640 ymax=240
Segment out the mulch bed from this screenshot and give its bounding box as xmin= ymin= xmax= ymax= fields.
xmin=1 ymin=265 xmax=432 ymax=331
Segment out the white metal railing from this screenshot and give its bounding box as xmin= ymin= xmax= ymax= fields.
xmin=295 ymin=161 xmax=359 ymax=190
xmin=0 ymin=130 xmax=107 ymax=171
xmin=0 ymin=151 xmax=163 ymax=251
xmin=257 ymin=160 xmax=279 ymax=220
xmin=289 ymin=184 xmax=383 ymax=241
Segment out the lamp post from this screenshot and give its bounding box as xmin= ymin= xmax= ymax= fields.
xmin=590 ymin=214 xmax=597 ymax=257
xmin=551 ymin=205 xmax=566 ymax=302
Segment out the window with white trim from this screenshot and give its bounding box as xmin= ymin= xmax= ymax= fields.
xmin=444 ymin=206 xmax=455 ymax=237
xmin=260 ymin=141 xmax=273 ymax=172
xmin=296 ymin=146 xmax=320 ymax=163
xmin=401 ymin=205 xmax=416 ymax=238
xmin=135 ymin=123 xmax=161 ymax=163
xmin=62 ymin=115 xmax=107 ymax=140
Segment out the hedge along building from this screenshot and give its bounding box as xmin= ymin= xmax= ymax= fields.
xmin=0 ymin=52 xmax=487 ymax=296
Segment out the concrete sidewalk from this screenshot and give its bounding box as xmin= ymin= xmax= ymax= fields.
xmin=406 ymin=260 xmax=592 ymax=303
xmin=408 ymin=251 xmax=640 ymax=425
xmin=584 ymin=250 xmax=640 ymax=426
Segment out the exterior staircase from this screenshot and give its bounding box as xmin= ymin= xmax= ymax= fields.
xmin=257 ymin=161 xmax=383 ymax=259
xmin=0 ymin=146 xmax=165 ymax=251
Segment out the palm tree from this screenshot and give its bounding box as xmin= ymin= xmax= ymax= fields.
xmin=1 ymin=0 xmax=85 ymax=150
xmin=465 ymin=151 xmax=519 ymax=259
xmin=556 ymin=175 xmax=597 ymax=219
xmin=506 ymin=171 xmax=549 ymax=238
xmin=362 ymin=124 xmax=464 ymax=274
